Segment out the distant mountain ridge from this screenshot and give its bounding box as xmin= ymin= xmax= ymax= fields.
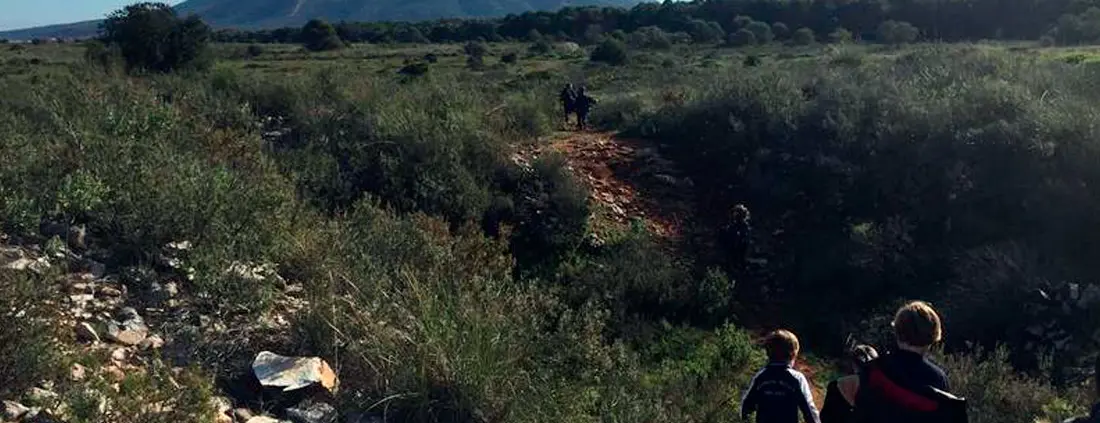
xmin=0 ymin=0 xmax=638 ymax=40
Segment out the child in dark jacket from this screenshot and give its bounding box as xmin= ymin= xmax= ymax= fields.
xmin=741 ymin=330 xmax=821 ymax=423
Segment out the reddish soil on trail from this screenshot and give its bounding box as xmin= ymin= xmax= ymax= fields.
xmin=514 ymin=131 xmax=695 ymax=240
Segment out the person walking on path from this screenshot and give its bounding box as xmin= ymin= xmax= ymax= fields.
xmin=574 ymin=86 xmax=597 ymax=131
xmin=741 ymin=330 xmax=821 ymax=423
xmin=560 ymin=83 xmax=577 ymax=126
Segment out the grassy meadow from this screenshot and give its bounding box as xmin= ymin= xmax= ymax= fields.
xmin=1 ymin=36 xmax=1099 ymax=422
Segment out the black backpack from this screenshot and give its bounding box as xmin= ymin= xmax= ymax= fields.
xmin=853 ymin=360 xmax=968 ymax=423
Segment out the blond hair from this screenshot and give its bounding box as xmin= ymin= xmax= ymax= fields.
xmin=764 ymin=330 xmax=801 ymax=362
xmin=893 ymin=301 xmax=943 ymax=347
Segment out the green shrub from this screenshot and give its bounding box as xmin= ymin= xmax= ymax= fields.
xmin=629 ymin=26 xmax=673 ymax=50
xmin=511 ymin=154 xmax=590 ymax=270
xmin=943 ymin=347 xmax=1086 ymax=423
xmin=793 ymin=27 xmax=816 ymax=45
xmin=502 ymin=51 xmax=519 ymax=64
xmin=246 ymin=44 xmax=264 ymax=58
xmin=0 ymin=271 xmax=62 ymax=399
xmin=729 ymin=29 xmax=757 ymax=47
xmin=746 ymin=21 xmax=775 ymax=44
xmin=772 ymin=22 xmax=791 ymax=40
xmin=591 ymin=38 xmax=629 ymax=65
xmin=878 ymin=20 xmax=920 ymax=44
xmin=302 ymin=18 xmax=344 ymax=51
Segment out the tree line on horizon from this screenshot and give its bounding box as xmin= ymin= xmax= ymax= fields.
xmin=205 ymin=0 xmax=1100 ymax=46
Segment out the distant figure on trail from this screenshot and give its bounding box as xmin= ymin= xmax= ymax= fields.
xmin=741 ymin=330 xmax=821 ymax=423
xmin=721 ymin=204 xmax=752 ymax=269
xmin=852 ymin=301 xmax=966 ymax=423
xmin=821 ymin=344 xmax=879 ymax=423
xmin=574 ymin=86 xmax=597 ymax=131
xmin=560 ymin=83 xmax=577 ymax=125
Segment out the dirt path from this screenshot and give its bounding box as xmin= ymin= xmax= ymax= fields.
xmin=515 ymin=130 xmax=695 ymax=240
xmin=515 ymin=129 xmax=830 ymax=408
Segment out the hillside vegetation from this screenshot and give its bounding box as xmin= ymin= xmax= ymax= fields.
xmin=2 ymin=4 xmax=1100 ymax=423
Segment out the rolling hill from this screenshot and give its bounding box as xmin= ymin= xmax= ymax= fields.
xmin=0 ymin=0 xmax=639 ymax=40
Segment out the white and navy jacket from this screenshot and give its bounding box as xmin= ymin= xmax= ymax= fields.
xmin=741 ymin=362 xmax=821 ymax=423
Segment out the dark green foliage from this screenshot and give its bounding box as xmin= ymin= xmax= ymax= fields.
xmin=246 ymin=44 xmax=264 ymax=57
xmin=1040 ymin=35 xmax=1057 ymax=46
xmin=83 ymin=39 xmax=120 ymax=70
xmin=395 ymin=25 xmax=430 ymax=43
xmin=529 ymin=38 xmax=553 ymax=55
xmin=590 ymin=38 xmax=629 ymax=65
xmin=629 ymin=26 xmax=673 ymax=49
xmin=771 ymin=22 xmax=791 ymax=40
xmin=687 ymin=19 xmax=726 ymax=44
xmin=728 ymin=29 xmax=756 ymax=46
xmin=793 ymin=27 xmax=816 ymax=45
xmin=423 ymin=52 xmax=439 ymax=63
xmin=1050 ymin=7 xmax=1100 ymax=44
xmin=465 ymin=41 xmax=488 ymax=68
xmin=745 ymin=21 xmax=774 ymax=44
xmin=0 ymin=271 xmax=62 ymax=399
xmin=301 ymin=18 xmax=344 ymax=51
xmin=733 ymin=15 xmax=754 ymax=30
xmin=582 ymin=24 xmax=606 ymax=45
xmin=100 ymin=2 xmax=212 ymax=73
xmin=878 ymin=20 xmax=919 ymax=44
xmin=501 ymin=51 xmax=518 ymax=64
xmin=742 ymin=54 xmax=761 ymax=66
xmin=399 ymin=62 xmax=430 ymax=76
xmin=526 ymin=28 xmax=543 ymax=42
xmin=510 ymin=154 xmax=590 ymax=269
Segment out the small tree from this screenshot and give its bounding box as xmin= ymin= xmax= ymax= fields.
xmin=101 ymin=2 xmax=212 ymax=73
xmin=746 ymin=21 xmax=774 ymax=44
xmin=728 ymin=29 xmax=756 ymax=47
xmin=526 ymin=28 xmax=543 ymax=42
xmin=590 ymin=38 xmax=628 ymax=65
xmin=771 ymin=22 xmax=791 ymax=40
xmin=301 ymin=19 xmax=344 ymax=51
xmin=792 ymin=27 xmax=816 ymax=45
xmin=688 ymin=19 xmax=725 ymax=44
xmin=878 ymin=20 xmax=919 ymax=44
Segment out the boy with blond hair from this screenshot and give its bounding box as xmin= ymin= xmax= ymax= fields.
xmin=853 ymin=300 xmax=962 ymax=423
xmin=741 ymin=330 xmax=821 ymax=423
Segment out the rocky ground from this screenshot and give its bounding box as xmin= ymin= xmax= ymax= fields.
xmin=0 ymin=230 xmax=366 ymax=423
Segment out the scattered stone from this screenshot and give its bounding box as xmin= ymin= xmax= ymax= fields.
xmin=252 ymin=351 xmax=339 ymax=393
xmin=25 ymin=387 xmax=58 ymax=404
xmin=234 ymin=408 xmax=256 ymax=421
xmin=103 ymin=366 xmax=126 ymax=382
xmin=106 ymin=308 xmax=149 ymax=346
xmin=3 ymin=400 xmax=29 ymax=420
xmin=4 ymin=257 xmax=50 ymax=273
xmin=69 ymin=294 xmax=95 ymax=304
xmin=70 ymin=363 xmax=86 ymax=381
xmin=97 ymin=286 xmax=123 ymax=298
xmin=139 ymin=334 xmax=165 ymax=350
xmin=110 ymin=348 xmax=128 ymax=363
xmin=286 ymin=401 xmax=337 ymax=423
xmin=75 ymin=322 xmax=100 ymax=343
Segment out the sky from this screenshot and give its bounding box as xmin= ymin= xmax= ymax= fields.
xmin=0 ymin=0 xmax=181 ymax=31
